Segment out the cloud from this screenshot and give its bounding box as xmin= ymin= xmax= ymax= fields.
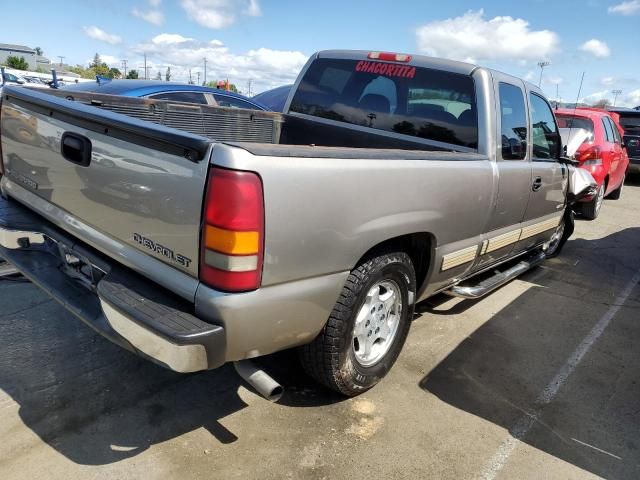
xmin=546 ymin=76 xmax=563 ymax=85
xmin=83 ymin=26 xmax=122 ymax=45
xmin=580 ymin=89 xmax=610 ymax=104
xmin=608 ymin=0 xmax=640 ymax=15
xmin=86 ymin=54 xmax=120 ymax=68
xmin=132 ymin=8 xmax=165 ymax=25
xmin=415 ymin=9 xmax=559 ymax=63
xmin=580 ymin=39 xmax=611 ymax=57
xmin=601 ymin=76 xmax=615 ymax=86
xmin=624 ymin=89 xmax=640 ymax=107
xmin=130 ymin=34 xmax=307 ymax=91
xmin=149 ymin=0 xmax=162 ymax=6
xmin=180 ymin=0 xmax=261 ymax=29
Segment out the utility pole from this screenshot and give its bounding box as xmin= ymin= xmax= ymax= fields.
xmin=246 ymin=79 xmax=252 ymax=96
xmin=144 ymin=53 xmax=148 ymax=80
xmin=196 ymin=71 xmax=200 ymax=85
xmin=121 ymin=59 xmax=128 ymax=78
xmin=537 ymin=61 xmax=550 ymax=87
xmin=189 ymin=68 xmax=192 ymax=84
xmin=203 ymin=57 xmax=207 ymax=85
xmin=57 ymin=56 xmax=65 ymax=67
xmin=612 ymin=89 xmax=622 ymax=107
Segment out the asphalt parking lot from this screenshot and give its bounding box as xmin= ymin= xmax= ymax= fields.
xmin=1 ymin=176 xmax=639 ymax=480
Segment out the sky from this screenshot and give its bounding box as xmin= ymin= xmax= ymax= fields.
xmin=2 ymin=0 xmax=639 ymax=105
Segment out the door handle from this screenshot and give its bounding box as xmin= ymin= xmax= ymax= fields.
xmin=532 ymin=176 xmax=542 ymax=192
xmin=61 ymin=132 xmax=92 ymax=167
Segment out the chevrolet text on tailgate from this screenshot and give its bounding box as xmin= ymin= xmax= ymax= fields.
xmin=0 ymin=50 xmax=585 ymax=399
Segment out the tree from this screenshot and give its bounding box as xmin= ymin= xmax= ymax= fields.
xmin=89 ymin=53 xmax=109 ymax=77
xmin=155 ymin=71 xmax=162 ymax=80
xmin=592 ymin=99 xmax=611 ymax=109
xmin=165 ymin=66 xmax=171 ymax=82
xmin=204 ymin=80 xmax=238 ymax=93
xmin=34 ymin=47 xmax=43 ymax=56
xmin=6 ymin=55 xmax=29 ymax=70
xmin=126 ymin=69 xmax=139 ymax=79
xmin=108 ymin=67 xmax=122 ymax=79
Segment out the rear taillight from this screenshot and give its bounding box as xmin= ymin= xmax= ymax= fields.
xmin=200 ymin=167 xmax=264 ymax=292
xmin=577 ymin=146 xmax=601 ymax=164
xmin=368 ymin=52 xmax=411 ymax=62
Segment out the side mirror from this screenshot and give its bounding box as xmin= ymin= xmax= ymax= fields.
xmin=16 ymin=78 xmax=25 ymax=85
xmin=559 ymin=155 xmax=579 ymax=166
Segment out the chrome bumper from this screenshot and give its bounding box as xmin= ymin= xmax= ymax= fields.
xmin=0 ymin=204 xmax=225 ymax=373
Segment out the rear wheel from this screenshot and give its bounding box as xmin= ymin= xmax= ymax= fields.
xmin=579 ymin=183 xmax=604 ymax=220
xmin=300 ymin=252 xmax=416 ymax=396
xmin=607 ymin=176 xmax=624 ymax=200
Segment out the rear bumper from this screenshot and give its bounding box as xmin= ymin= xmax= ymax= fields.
xmin=0 ymin=196 xmax=225 ymax=373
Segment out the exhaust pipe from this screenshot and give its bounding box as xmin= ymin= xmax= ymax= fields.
xmin=234 ymin=360 xmax=283 ymax=402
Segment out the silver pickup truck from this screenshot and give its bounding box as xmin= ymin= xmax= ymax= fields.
xmin=0 ymin=50 xmax=579 ymax=398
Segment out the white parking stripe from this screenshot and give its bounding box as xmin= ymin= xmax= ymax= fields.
xmin=478 ymin=270 xmax=640 ymax=480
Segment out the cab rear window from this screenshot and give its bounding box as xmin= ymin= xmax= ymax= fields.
xmin=289 ymin=58 xmax=478 ymax=149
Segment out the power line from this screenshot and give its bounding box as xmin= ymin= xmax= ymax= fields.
xmin=203 ymin=57 xmax=207 ymax=85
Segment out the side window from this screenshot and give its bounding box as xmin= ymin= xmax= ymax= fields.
xmin=605 ymin=117 xmax=620 ymax=143
xmin=149 ymin=92 xmax=208 ymax=104
xmin=529 ymin=93 xmax=561 ymax=160
xmin=499 ymin=83 xmax=527 ymax=160
xmin=214 ymin=94 xmax=258 ymax=110
xmin=601 ymin=118 xmax=614 ymax=143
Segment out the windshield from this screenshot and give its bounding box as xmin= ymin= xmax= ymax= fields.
xmin=290 ymin=58 xmax=478 ymax=148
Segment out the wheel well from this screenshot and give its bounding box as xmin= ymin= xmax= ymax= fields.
xmin=357 ymin=233 xmax=434 ymax=294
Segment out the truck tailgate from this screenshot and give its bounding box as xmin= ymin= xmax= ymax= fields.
xmin=0 ymin=86 xmax=212 ymax=282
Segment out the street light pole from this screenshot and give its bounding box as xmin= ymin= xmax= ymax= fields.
xmin=612 ymin=89 xmax=622 ymax=107
xmin=537 ymin=61 xmax=551 ymax=87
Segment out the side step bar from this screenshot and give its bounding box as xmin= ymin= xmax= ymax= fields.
xmin=446 ymin=251 xmax=547 ymax=299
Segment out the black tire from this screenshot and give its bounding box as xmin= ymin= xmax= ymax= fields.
xmin=545 ymin=209 xmax=574 ymax=258
xmin=578 ymin=184 xmax=604 ymax=220
xmin=607 ymin=176 xmax=624 ymax=200
xmin=300 ymin=252 xmax=416 ymax=396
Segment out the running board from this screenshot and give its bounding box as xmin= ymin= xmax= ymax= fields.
xmin=445 ymin=251 xmax=547 ymax=299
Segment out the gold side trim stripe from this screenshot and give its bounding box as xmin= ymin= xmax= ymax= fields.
xmin=520 ymin=217 xmax=560 ymax=240
xmin=441 ymin=245 xmax=478 ymax=271
xmin=486 ymin=230 xmax=522 ymax=253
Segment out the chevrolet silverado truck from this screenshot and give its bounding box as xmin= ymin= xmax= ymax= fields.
xmin=0 ymin=50 xmax=578 ymax=398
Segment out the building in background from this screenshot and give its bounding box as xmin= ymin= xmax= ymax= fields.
xmin=0 ymin=43 xmax=51 ymax=70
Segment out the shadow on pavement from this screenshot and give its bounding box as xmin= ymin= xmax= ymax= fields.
xmin=0 ymin=285 xmax=341 ymax=466
xmin=420 ymin=227 xmax=640 ymax=479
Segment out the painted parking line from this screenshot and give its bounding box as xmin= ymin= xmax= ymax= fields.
xmin=478 ymin=270 xmax=640 ymax=480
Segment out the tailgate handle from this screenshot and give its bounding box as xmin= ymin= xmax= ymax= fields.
xmin=61 ymin=132 xmax=92 ymax=167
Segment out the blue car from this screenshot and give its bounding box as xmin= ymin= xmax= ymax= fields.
xmin=62 ymin=80 xmax=269 ymax=111
xmin=252 ymin=84 xmax=293 ymax=112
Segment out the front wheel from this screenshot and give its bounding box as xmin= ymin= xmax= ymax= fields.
xmin=545 ymin=209 xmax=574 ymax=258
xmin=578 ymin=183 xmax=604 ymax=220
xmin=299 ymin=252 xmax=416 ymax=396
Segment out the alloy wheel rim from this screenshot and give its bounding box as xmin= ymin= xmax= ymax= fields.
xmin=352 ymin=280 xmax=403 ymax=367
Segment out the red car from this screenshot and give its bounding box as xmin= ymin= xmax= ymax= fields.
xmin=555 ymin=108 xmax=629 ymax=219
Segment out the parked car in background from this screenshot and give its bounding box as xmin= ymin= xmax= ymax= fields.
xmin=61 ymin=80 xmax=269 ymax=111
xmin=556 ymin=107 xmax=628 ymax=219
xmin=1 ymin=71 xmax=26 ymax=86
xmin=608 ymin=107 xmax=640 ymax=174
xmin=252 ymin=84 xmax=293 ymax=112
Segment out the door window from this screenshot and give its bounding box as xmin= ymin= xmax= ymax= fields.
xmin=214 ymin=94 xmax=259 ymax=110
xmin=602 ymin=117 xmax=615 ymax=143
xmin=148 ymin=92 xmax=208 ymax=104
xmin=529 ymin=93 xmax=560 ymax=160
xmin=499 ymin=83 xmax=527 ymax=160
xmin=605 ymin=116 xmax=621 ymax=144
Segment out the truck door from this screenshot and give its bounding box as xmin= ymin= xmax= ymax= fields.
xmin=474 ymin=75 xmax=532 ymax=269
xmin=514 ymin=91 xmax=567 ymax=253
